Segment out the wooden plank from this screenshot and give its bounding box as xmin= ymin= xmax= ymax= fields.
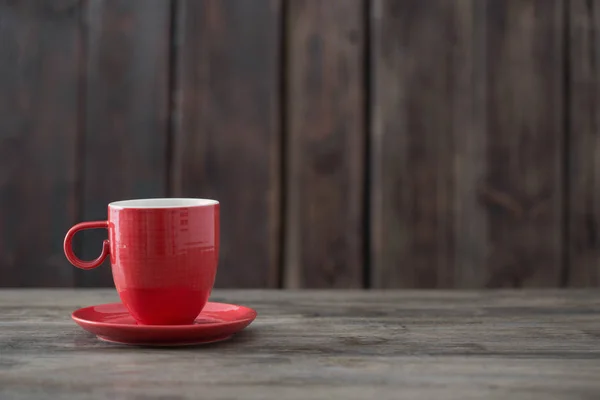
xmin=0 ymin=0 xmax=81 ymax=286
xmin=1 ymin=289 xmax=600 ymax=399
xmin=370 ymin=0 xmax=475 ymax=288
xmin=568 ymin=0 xmax=600 ymax=287
xmin=284 ymin=0 xmax=365 ymax=288
xmin=370 ymin=0 xmax=564 ymax=288
xmin=481 ymin=0 xmax=564 ymax=288
xmin=77 ymin=0 xmax=171 ymax=287
xmin=172 ymin=0 xmax=281 ymax=288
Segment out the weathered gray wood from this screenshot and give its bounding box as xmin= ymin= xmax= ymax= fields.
xmin=370 ymin=0 xmax=564 ymax=288
xmin=480 ymin=0 xmax=565 ymax=288
xmin=1 ymin=289 xmax=599 ymax=399
xmin=370 ymin=0 xmax=473 ymax=288
xmin=568 ymin=0 xmax=600 ymax=287
xmin=284 ymin=0 xmax=365 ymax=288
xmin=0 ymin=0 xmax=81 ymax=287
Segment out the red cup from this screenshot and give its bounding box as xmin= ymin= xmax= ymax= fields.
xmin=64 ymin=198 xmax=219 ymax=325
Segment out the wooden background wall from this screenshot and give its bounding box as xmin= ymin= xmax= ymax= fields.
xmin=1 ymin=0 xmax=599 ymax=289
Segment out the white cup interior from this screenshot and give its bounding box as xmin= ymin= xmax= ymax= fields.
xmin=108 ymin=198 xmax=218 ymax=209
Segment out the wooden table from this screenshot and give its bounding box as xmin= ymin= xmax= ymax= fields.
xmin=1 ymin=289 xmax=600 ymax=399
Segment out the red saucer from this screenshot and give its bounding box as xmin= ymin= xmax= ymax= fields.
xmin=72 ymin=302 xmax=257 ymax=346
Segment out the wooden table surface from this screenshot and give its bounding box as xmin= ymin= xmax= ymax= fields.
xmin=1 ymin=289 xmax=600 ymax=399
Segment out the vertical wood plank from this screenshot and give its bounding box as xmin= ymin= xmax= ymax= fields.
xmin=78 ymin=0 xmax=170 ymax=287
xmin=482 ymin=0 xmax=564 ymax=288
xmin=284 ymin=0 xmax=365 ymax=288
xmin=370 ymin=0 xmax=564 ymax=288
xmin=370 ymin=0 xmax=474 ymax=288
xmin=0 ymin=0 xmax=81 ymax=286
xmin=173 ymin=0 xmax=281 ymax=288
xmin=568 ymin=0 xmax=600 ymax=287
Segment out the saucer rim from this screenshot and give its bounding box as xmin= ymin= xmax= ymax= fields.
xmin=71 ymin=301 xmax=257 ymax=330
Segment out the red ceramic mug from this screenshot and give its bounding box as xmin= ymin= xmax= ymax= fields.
xmin=63 ymin=198 xmax=219 ymax=325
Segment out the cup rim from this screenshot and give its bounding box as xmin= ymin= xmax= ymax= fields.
xmin=108 ymin=198 xmax=219 ymax=210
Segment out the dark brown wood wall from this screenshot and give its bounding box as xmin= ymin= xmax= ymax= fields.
xmin=0 ymin=0 xmax=597 ymax=288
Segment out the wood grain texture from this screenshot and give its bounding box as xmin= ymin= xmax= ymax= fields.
xmin=568 ymin=0 xmax=600 ymax=287
xmin=172 ymin=0 xmax=281 ymax=288
xmin=370 ymin=0 xmax=564 ymax=288
xmin=0 ymin=0 xmax=81 ymax=286
xmin=284 ymin=0 xmax=365 ymax=288
xmin=482 ymin=0 xmax=564 ymax=288
xmin=77 ymin=0 xmax=170 ymax=287
xmin=1 ymin=289 xmax=599 ymax=399
xmin=370 ymin=0 xmax=474 ymax=288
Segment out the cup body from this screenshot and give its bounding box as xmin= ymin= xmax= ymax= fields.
xmin=106 ymin=199 xmax=219 ymax=325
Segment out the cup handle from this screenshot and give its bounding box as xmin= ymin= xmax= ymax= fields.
xmin=63 ymin=221 xmax=110 ymax=270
